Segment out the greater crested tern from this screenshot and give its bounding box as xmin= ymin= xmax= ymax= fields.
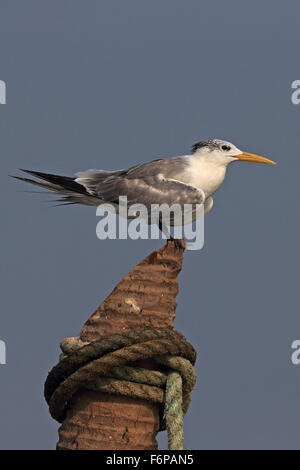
xmin=13 ymin=139 xmax=275 ymax=245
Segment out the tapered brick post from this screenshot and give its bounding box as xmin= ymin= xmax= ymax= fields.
xmin=56 ymin=240 xmax=185 ymax=450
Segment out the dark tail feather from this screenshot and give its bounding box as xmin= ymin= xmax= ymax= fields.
xmin=10 ymin=174 xmax=62 ymax=191
xmin=18 ymin=169 xmax=88 ymax=195
xmin=11 ymin=169 xmax=103 ymax=207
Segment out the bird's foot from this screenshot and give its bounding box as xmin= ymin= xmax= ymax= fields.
xmin=167 ymin=237 xmax=185 ymax=250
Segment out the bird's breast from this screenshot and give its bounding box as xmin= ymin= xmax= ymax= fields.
xmin=178 ymin=157 xmax=227 ymax=197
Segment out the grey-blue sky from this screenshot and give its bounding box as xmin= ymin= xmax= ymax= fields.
xmin=0 ymin=0 xmax=299 ymax=449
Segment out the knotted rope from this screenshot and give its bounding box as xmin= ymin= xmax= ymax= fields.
xmin=44 ymin=328 xmax=197 ymax=450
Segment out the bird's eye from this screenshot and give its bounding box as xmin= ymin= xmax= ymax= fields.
xmin=221 ymin=145 xmax=231 ymax=151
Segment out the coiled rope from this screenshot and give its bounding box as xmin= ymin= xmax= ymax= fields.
xmin=44 ymin=328 xmax=197 ymax=450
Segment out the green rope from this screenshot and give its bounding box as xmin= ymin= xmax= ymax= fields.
xmin=45 ymin=328 xmax=196 ymax=450
xmin=165 ymin=372 xmax=184 ymax=450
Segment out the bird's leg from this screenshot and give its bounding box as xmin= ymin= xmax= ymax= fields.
xmin=158 ymin=216 xmax=184 ymax=250
xmin=158 ymin=215 xmax=171 ymax=239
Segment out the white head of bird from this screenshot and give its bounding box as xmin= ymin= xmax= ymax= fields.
xmin=191 ymin=139 xmax=276 ymax=166
xmin=182 ymin=138 xmax=276 ymax=198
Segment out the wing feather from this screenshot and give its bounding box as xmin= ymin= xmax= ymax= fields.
xmin=76 ymin=156 xmax=204 ymax=208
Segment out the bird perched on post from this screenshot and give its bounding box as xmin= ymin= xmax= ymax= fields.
xmin=13 ymin=139 xmax=275 ymax=245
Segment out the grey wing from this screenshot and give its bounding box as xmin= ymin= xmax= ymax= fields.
xmin=97 ymin=175 xmax=205 ymax=208
xmin=75 ymin=157 xmax=205 ymax=209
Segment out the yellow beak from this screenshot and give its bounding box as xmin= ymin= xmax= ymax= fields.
xmin=234 ymin=152 xmax=276 ymax=165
